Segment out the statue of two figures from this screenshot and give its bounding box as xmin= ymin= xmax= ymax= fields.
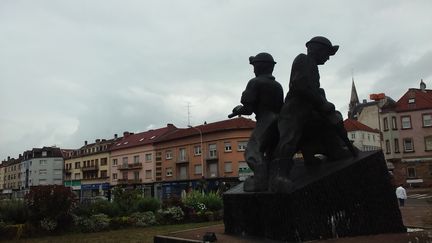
xmin=229 ymin=36 xmax=358 ymax=193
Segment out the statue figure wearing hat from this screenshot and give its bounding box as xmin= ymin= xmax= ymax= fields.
xmin=270 ymin=36 xmax=357 ymax=192
xmin=229 ymin=52 xmax=284 ymax=192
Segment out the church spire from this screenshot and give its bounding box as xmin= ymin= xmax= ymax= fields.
xmin=348 ymin=78 xmax=360 ymax=119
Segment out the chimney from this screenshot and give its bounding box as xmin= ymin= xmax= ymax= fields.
xmin=123 ymin=131 xmax=130 ymax=137
xmin=95 ymin=139 xmax=101 ymax=143
xmin=114 ymin=134 xmax=118 ymax=139
xmin=7 ymin=156 xmax=10 ymax=161
xmin=84 ymin=140 xmax=88 ymax=146
xmin=420 ymin=79 xmax=426 ymax=91
xmin=362 ymin=99 xmax=367 ymax=104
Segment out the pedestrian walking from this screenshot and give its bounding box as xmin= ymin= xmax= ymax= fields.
xmin=396 ymin=184 xmax=407 ymax=207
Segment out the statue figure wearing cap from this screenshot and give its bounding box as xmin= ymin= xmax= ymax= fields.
xmin=270 ymin=36 xmax=356 ymax=192
xmin=229 ymin=52 xmax=284 ymax=192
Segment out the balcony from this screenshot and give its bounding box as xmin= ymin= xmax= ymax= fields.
xmin=81 ymin=165 xmax=99 ymax=172
xmin=118 ymin=163 xmax=143 ymax=170
xmin=206 ymin=152 xmax=219 ymax=161
xmin=64 ymin=168 xmax=72 ymax=175
xmin=176 ymin=155 xmax=189 ymax=164
xmin=117 ymin=178 xmax=142 ymax=184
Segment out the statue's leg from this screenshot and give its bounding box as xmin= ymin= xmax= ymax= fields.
xmin=243 ymin=114 xmax=277 ymax=192
xmin=268 ymin=110 xmax=306 ymax=192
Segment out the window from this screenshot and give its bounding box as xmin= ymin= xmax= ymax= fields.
xmin=368 ymin=134 xmax=370 ymax=141
xmin=39 ymin=160 xmax=47 ymax=165
xmin=100 ymin=170 xmax=107 ymax=178
xmin=224 ymin=162 xmax=233 ymax=173
xmin=112 ymin=159 xmax=118 ymax=166
xmin=194 ymin=165 xmax=202 ymax=175
xmin=385 ymin=140 xmax=391 ymax=154
xmin=425 ymin=136 xmax=432 ymax=151
xmin=54 ymin=169 xmax=62 ymax=175
xmin=134 ymin=155 xmax=140 ymax=164
xmin=403 ymin=138 xmax=414 ymax=152
xmin=145 ymin=170 xmax=152 ymax=179
xmin=391 ymin=116 xmax=397 ymax=130
xmin=156 ymin=152 xmax=162 ymax=161
xmin=208 ymin=144 xmax=217 ymax=158
xmin=408 ymin=98 xmax=415 ymax=104
xmin=351 ymin=133 xmax=355 ymax=139
xmin=224 ymin=142 xmax=232 ymax=152
xmin=74 ymin=173 xmax=81 ymax=180
xmin=135 ymin=171 xmax=140 ymax=180
xmin=394 ymin=139 xmax=400 ymax=153
xmin=383 ymin=117 xmax=389 ymax=131
xmin=145 ymin=153 xmax=152 ymax=162
xmin=39 ymin=179 xmax=47 ymax=185
xmin=166 ymin=168 xmax=173 ymax=177
xmin=166 ymin=150 xmax=173 ymax=160
xmin=401 ymin=116 xmax=411 ymax=129
xmin=42 ymin=151 xmax=47 ymax=157
xmin=112 ymin=173 xmax=117 ymax=179
xmin=423 ymin=114 xmax=432 ymax=127
xmin=194 ymin=146 xmax=201 ymax=156
xmin=179 ymin=148 xmax=186 ymax=161
xmin=179 ymin=166 xmax=187 ymax=179
xmin=100 ymin=158 xmax=107 ymax=166
xmin=238 ymin=141 xmax=247 ymax=151
xmin=407 ymin=167 xmax=416 ymax=178
xmin=122 ymin=157 xmax=128 ymax=165
xmin=75 ymin=162 xmax=81 ymax=169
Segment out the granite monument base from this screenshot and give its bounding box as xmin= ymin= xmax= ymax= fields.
xmin=223 ymin=151 xmax=406 ymax=242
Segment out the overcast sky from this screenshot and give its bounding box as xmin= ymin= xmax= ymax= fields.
xmin=1 ymin=0 xmax=432 ymax=161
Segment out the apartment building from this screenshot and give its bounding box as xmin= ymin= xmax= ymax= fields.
xmin=154 ymin=117 xmax=254 ymax=199
xmin=109 ymin=125 xmax=177 ymax=197
xmin=64 ymin=138 xmax=116 ymax=200
xmin=389 ymin=82 xmax=432 ymax=187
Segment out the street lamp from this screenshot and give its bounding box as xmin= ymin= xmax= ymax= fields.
xmin=188 ymin=125 xmax=204 ymax=177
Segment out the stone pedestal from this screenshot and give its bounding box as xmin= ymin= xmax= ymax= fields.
xmin=223 ymin=151 xmax=406 ymax=242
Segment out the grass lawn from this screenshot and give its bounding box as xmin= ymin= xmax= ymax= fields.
xmin=9 ymin=221 xmax=222 ymax=243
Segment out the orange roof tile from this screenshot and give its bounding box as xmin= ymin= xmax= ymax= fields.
xmin=395 ymin=88 xmax=432 ymax=112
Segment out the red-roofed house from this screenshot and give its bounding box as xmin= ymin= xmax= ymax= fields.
xmin=153 ymin=117 xmax=255 ymax=199
xmin=389 ymin=81 xmax=432 ymax=187
xmin=109 ymin=124 xmax=177 ymax=196
xmin=344 ymin=119 xmax=381 ymax=151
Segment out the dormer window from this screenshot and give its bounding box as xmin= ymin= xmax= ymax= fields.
xmin=408 ymin=98 xmax=415 ymax=104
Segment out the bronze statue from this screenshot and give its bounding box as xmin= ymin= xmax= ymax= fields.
xmin=229 ymin=52 xmax=284 ymax=192
xmin=270 ymin=36 xmax=356 ymax=192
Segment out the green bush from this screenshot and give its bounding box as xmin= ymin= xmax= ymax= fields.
xmin=182 ymin=190 xmax=223 ymax=212
xmin=157 ymin=206 xmax=184 ymax=224
xmin=129 ymin=212 xmax=157 ymax=227
xmin=91 ymin=214 xmax=110 ymax=231
xmin=0 ymin=200 xmax=28 ymax=224
xmin=136 ymin=197 xmax=161 ymax=213
xmin=112 ymin=187 xmax=141 ymax=215
xmin=202 ymin=192 xmax=223 ymax=211
xmin=25 ymin=185 xmax=77 ymax=231
xmin=109 ymin=216 xmax=132 ymax=229
xmin=72 ymin=215 xmax=95 ymax=233
xmin=91 ymin=200 xmax=120 ymax=217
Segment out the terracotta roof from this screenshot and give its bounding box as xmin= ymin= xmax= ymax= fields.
xmin=155 ymin=117 xmax=255 ymax=143
xmin=344 ymin=119 xmax=379 ymax=133
xmin=110 ymin=125 xmax=177 ymax=151
xmin=395 ymin=88 xmax=432 ymax=112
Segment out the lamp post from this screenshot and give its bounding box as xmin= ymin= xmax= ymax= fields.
xmin=188 ymin=125 xmax=204 ymax=177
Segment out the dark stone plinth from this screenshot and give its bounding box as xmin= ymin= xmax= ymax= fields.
xmin=223 ymin=151 xmax=406 ymax=242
